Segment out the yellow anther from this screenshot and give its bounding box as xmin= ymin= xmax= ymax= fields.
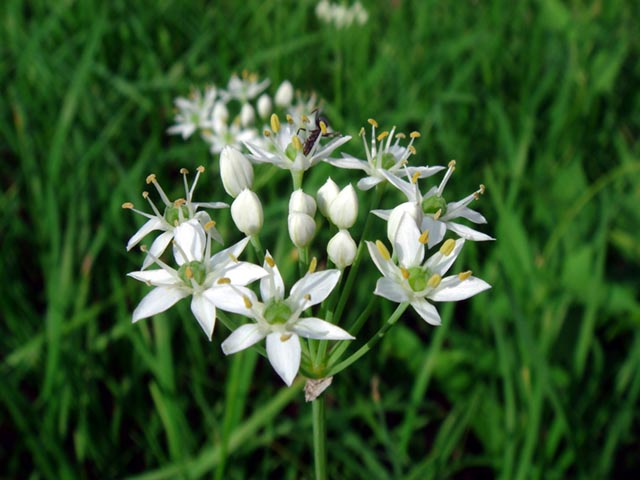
xmin=174 ymin=198 xmax=186 ymax=207
xmin=217 ymin=277 xmax=231 ymax=284
xmin=375 ymin=240 xmax=391 ymax=261
xmin=145 ymin=174 xmax=156 ymax=184
xmin=359 ymin=126 xmax=365 ymax=137
xmin=458 ymin=271 xmax=472 ymax=281
xmin=265 ymin=255 xmax=276 ymax=268
xmin=197 ymin=165 xmax=205 ymax=173
xmin=319 ymin=121 xmax=328 ymax=135
xmin=201 ymin=128 xmax=213 ymax=136
xmin=433 ymin=208 xmax=442 ymax=221
xmin=395 ymin=132 xmax=406 ymax=139
xmin=367 ymin=118 xmax=378 ymax=128
xmin=204 ymin=220 xmax=216 ymax=230
xmin=180 ymin=168 xmax=189 ymax=174
xmin=140 ymin=245 xmax=148 ymax=252
xmin=448 ymin=159 xmax=457 ymax=169
xmin=304 ymin=293 xmax=312 ymax=301
xmin=263 ymin=129 xmax=271 ymax=137
xmin=142 ymin=191 xmax=149 ymax=199
xmin=227 ymin=253 xmax=238 ymax=263
xmin=184 ymin=266 xmax=193 ymax=279
xmin=400 ymin=267 xmax=410 ymax=279
xmin=280 ymin=333 xmax=292 ymax=342
xmin=242 ymin=295 xmax=253 ymax=309
xmin=410 ymin=131 xmax=421 ymax=138
xmin=286 ymin=114 xmax=294 ymax=124
xmin=411 ymin=172 xmax=421 ymax=184
xmin=439 ymin=239 xmax=456 ymax=256
xmin=301 ymin=114 xmax=309 ymax=124
xmin=122 ymin=202 xmax=134 ymax=209
xmin=419 ymin=230 xmax=430 ymax=245
xmin=408 ymin=145 xmax=417 ymax=155
xmin=479 ymin=184 xmax=486 ymax=194
xmin=270 ymin=113 xmax=280 ymax=133
xmin=308 ymin=257 xmax=317 ymax=273
xmin=427 ymin=274 xmax=442 ymax=288
xmin=377 ymin=131 xmax=389 ymax=142
xmin=292 ymin=135 xmax=303 ymax=151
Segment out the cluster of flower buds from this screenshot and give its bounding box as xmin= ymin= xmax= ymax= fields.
xmin=315 ymin=0 xmax=369 ymax=29
xmin=125 ymin=73 xmax=493 ymax=387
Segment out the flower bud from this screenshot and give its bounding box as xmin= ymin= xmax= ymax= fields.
xmin=275 ymin=80 xmax=294 ymax=107
xmin=172 ymin=219 xmax=206 ymax=265
xmin=231 ymin=189 xmax=263 ymax=236
xmin=327 ymin=230 xmax=357 ymax=269
xmin=212 ymin=101 xmax=229 ymax=131
xmin=240 ymin=103 xmax=255 ymax=127
xmin=289 ymin=189 xmax=317 ymax=216
xmin=317 ymin=178 xmax=339 ymax=218
xmin=288 ymin=212 xmax=316 ymax=248
xmin=257 ymin=94 xmax=272 ymax=119
xmin=220 ymin=146 xmax=254 ymax=198
xmin=387 ymin=202 xmax=421 ymax=245
xmin=328 ymin=184 xmax=358 ymax=229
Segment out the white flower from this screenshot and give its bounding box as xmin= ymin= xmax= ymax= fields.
xmin=128 ymin=220 xmax=267 ymax=340
xmin=123 ymin=167 xmax=227 ymax=269
xmin=213 ymin=254 xmax=354 ymax=386
xmin=288 ymin=212 xmax=316 ymax=248
xmin=167 ymin=86 xmax=217 ymax=139
xmin=220 ymin=72 xmax=270 ymax=103
xmin=289 ymin=189 xmax=317 ymax=216
xmin=327 ymin=183 xmax=358 ymax=229
xmin=257 ymin=94 xmax=272 ymax=118
xmin=220 ymin=146 xmax=254 ymax=198
xmin=240 ymin=103 xmax=255 ymax=127
xmin=327 ymin=230 xmax=357 ymax=269
xmin=374 ymin=160 xmax=494 ymax=247
xmin=325 ymin=119 xmax=444 ymax=190
xmin=366 ymin=214 xmax=491 ymax=326
xmin=317 ymin=177 xmax=340 ymax=218
xmin=274 ymin=80 xmax=294 ymax=107
xmin=201 ymin=116 xmax=260 ymax=154
xmin=231 ymin=189 xmax=264 ymax=236
xmin=245 ymin=113 xmax=351 ymax=173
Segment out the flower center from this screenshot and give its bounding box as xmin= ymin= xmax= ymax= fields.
xmin=381 ymin=152 xmax=396 ymax=169
xmin=285 ymin=143 xmax=298 ymax=161
xmin=264 ymin=300 xmax=292 ymax=325
xmin=422 ymin=195 xmax=447 ymax=216
xmin=177 ymin=261 xmax=207 ymax=285
xmin=406 ymin=266 xmax=430 ymax=292
xmin=164 ymin=204 xmax=190 ymax=225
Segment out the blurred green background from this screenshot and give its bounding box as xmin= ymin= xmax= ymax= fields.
xmin=2 ymin=0 xmax=639 ymax=478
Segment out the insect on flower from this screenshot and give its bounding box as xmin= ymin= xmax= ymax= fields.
xmin=301 ymin=111 xmax=337 ymax=155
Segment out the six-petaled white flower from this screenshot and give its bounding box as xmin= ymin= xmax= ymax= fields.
xmin=212 ymin=254 xmax=354 ymax=386
xmin=367 ymin=213 xmax=491 ymax=326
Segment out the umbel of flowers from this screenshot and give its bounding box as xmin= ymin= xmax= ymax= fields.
xmin=124 ymin=72 xmax=493 ymax=388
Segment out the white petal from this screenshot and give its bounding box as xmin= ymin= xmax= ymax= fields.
xmin=292 ymin=317 xmax=354 ymax=340
xmin=209 ymin=236 xmax=251 ymax=270
xmin=204 ymin=285 xmax=258 ymax=316
xmin=173 ymin=220 xmax=206 ymax=264
xmin=357 ymin=176 xmax=382 ymax=191
xmin=221 ymin=324 xmax=265 ymax=355
xmin=289 ymin=270 xmax=340 ymax=308
xmin=142 ymin=231 xmax=174 ymax=269
xmin=324 ymin=155 xmax=368 ymax=171
xmin=420 ymin=217 xmax=447 ymax=248
xmin=222 ymin=262 xmax=268 ymax=285
xmin=374 ymin=277 xmax=410 ymax=303
xmin=425 ymin=238 xmax=465 ymax=275
xmin=411 ymin=298 xmax=441 ymax=325
xmin=394 ymin=213 xmax=424 ymax=268
xmin=430 ymin=276 xmax=491 ymax=301
xmin=266 ymin=332 xmax=301 ymax=386
xmin=132 ymin=286 xmax=189 ymax=322
xmin=127 ymin=218 xmax=163 ymax=251
xmin=261 ymin=252 xmax=285 ymax=301
xmin=191 ymin=293 xmax=217 ymax=340
xmin=366 ymin=241 xmax=397 ymax=279
xmin=444 ymin=203 xmax=487 ymax=224
xmin=446 ymin=222 xmax=495 ymax=242
xmin=128 ymin=269 xmax=176 ymax=286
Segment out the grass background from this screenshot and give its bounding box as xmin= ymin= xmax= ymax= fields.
xmin=2 ymin=0 xmax=640 ymax=478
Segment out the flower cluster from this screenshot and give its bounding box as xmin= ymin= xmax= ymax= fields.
xmin=315 ymin=0 xmax=369 ymax=28
xmin=125 ymin=73 xmax=493 ymax=388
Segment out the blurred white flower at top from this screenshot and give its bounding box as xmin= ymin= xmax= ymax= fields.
xmin=316 ymin=0 xmax=368 ymax=29
xmin=167 ymin=86 xmax=217 ymax=139
xmin=220 ymin=71 xmax=270 ymax=104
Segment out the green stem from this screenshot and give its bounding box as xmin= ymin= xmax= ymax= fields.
xmin=327 ymin=302 xmax=409 ymax=377
xmin=312 ymin=395 xmax=327 ymax=480
xmin=249 ymin=235 xmax=264 ymax=264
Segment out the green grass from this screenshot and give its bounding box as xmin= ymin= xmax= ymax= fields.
xmin=2 ymin=0 xmax=639 ymax=478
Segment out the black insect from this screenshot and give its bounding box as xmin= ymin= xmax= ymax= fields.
xmin=302 ymin=112 xmax=334 ymax=156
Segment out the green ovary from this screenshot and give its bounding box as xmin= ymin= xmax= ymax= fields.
xmin=381 ymin=152 xmax=396 ymax=169
xmin=407 ymin=266 xmax=429 ymax=292
xmin=178 ymin=261 xmax=207 ymax=285
xmin=264 ymin=301 xmax=292 ymax=325
xmin=422 ymin=195 xmax=447 ymax=215
xmin=164 ymin=205 xmax=190 ymax=225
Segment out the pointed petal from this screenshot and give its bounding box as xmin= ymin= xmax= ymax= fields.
xmin=357 ymin=176 xmax=383 ymax=190
xmin=430 ymin=276 xmax=491 ymax=301
xmin=142 ymin=230 xmax=174 ymax=269
xmin=127 ymin=218 xmax=164 ymax=251
xmin=221 ymin=324 xmax=265 ymax=355
xmin=371 ymin=208 xmax=391 ymax=220
xmin=210 ymin=236 xmax=250 ymax=268
xmin=292 ymin=317 xmax=354 ymax=340
xmin=128 ymin=269 xmax=177 ymax=286
xmin=191 ymin=293 xmax=217 ymax=340
xmin=261 ymin=252 xmax=285 ymax=301
xmin=266 ymin=332 xmax=301 ymax=386
xmin=132 ymin=286 xmax=189 ymax=322
xmin=446 ymin=222 xmax=495 ymax=242
xmin=325 ymin=155 xmax=368 ymax=170
xmin=223 ymin=262 xmax=268 ymax=286
xmin=366 ymin=241 xmax=397 ymax=278
xmin=420 ymin=217 xmax=447 ymax=248
xmin=289 ymin=270 xmax=340 ymax=308
xmin=411 ymin=298 xmax=441 ymax=325
xmin=173 ymin=220 xmax=206 ymax=264
xmin=394 ymin=214 xmax=424 ymax=268
xmin=204 ymin=285 xmax=258 ymax=316
xmin=374 ymin=277 xmax=411 ymax=303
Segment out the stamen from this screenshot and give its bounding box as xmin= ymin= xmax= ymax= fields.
xmin=217 ymin=277 xmax=231 ymax=284
xmin=395 ymin=132 xmax=406 ymax=139
xmin=174 ymin=198 xmax=186 ymax=207
xmin=196 ymin=165 xmax=205 ymax=173
xmin=411 ymin=172 xmax=421 ymax=184
xmin=308 ymin=257 xmax=317 ymax=273
xmin=140 ymin=245 xmax=148 ymax=252
xmin=270 ymin=113 xmax=280 ymax=133
xmin=367 ymin=118 xmax=378 ymax=128
xmin=419 ymin=230 xmax=430 ymax=245
xmin=427 ymin=274 xmax=441 ymax=288
xmin=243 ymin=295 xmax=253 ymax=309
xmin=280 ymin=333 xmax=292 ymax=342
xmin=377 ymin=131 xmax=389 ymax=141
xmin=146 ymin=174 xmax=156 ymax=184
xmin=458 ymin=271 xmax=472 ymax=281
xmin=227 ymin=253 xmax=239 ymax=263
xmin=265 ymin=255 xmax=276 ymax=268
xmin=286 ymin=114 xmax=294 ymax=124
xmin=122 ymin=202 xmax=134 ymax=209
xmin=301 ymin=114 xmax=309 ymax=124
xmin=479 ymin=184 xmax=485 ymax=194
xmin=433 ymin=208 xmax=442 ymax=221
xmin=184 ymin=266 xmax=193 ymax=279
xmin=448 ymin=159 xmax=456 ymax=169
xmin=264 ymin=129 xmax=271 ymax=137
xmin=408 ymin=145 xmax=417 ymax=155
xmin=359 ymin=126 xmax=365 ymax=137
xmin=319 ymin=121 xmax=328 ymax=135
xmin=142 ymin=191 xmax=149 ymax=199
xmin=400 ymin=267 xmax=410 ymax=279
xmin=375 ymin=240 xmax=391 ymax=261
xmin=292 ymin=135 xmax=303 ymax=151
xmin=439 ymin=239 xmax=456 ymax=256
xmin=179 ymin=168 xmax=189 ymax=174
xmin=304 ymin=293 xmax=312 ymax=301
xmin=410 ymin=131 xmax=421 ymax=138
xmin=204 ymin=220 xmax=216 ymax=230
